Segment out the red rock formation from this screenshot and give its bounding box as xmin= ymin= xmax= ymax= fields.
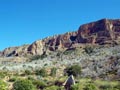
xmin=1 ymin=19 xmax=120 ymax=57
xmin=77 ymin=19 xmax=120 ymax=44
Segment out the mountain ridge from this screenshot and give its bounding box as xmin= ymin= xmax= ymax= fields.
xmin=1 ymin=18 xmax=120 ymax=57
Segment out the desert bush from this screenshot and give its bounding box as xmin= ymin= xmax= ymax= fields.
xmin=0 ymin=71 xmax=7 ymax=79
xmin=28 ymin=76 xmax=47 ymax=89
xmin=114 ymin=83 xmax=120 ymax=90
xmin=71 ymin=83 xmax=79 ymax=90
xmin=83 ymin=82 xmax=99 ymax=90
xmin=35 ymin=68 xmax=47 ymax=77
xmin=50 ymin=67 xmax=57 ymax=77
xmin=44 ymin=85 xmax=63 ymax=90
xmin=84 ymin=46 xmax=94 ymax=54
xmin=13 ymin=79 xmax=36 ymax=90
xmin=54 ymin=76 xmax=66 ymax=87
xmin=63 ymin=50 xmax=73 ymax=55
xmin=32 ymin=80 xmax=47 ymax=89
xmin=100 ymin=84 xmax=115 ymax=90
xmin=0 ymin=80 xmax=8 ymax=90
xmin=24 ymin=70 xmax=32 ymax=75
xmin=28 ymin=76 xmax=35 ymax=81
xmin=65 ymin=64 xmax=81 ymax=78
xmin=9 ymin=77 xmax=17 ymax=82
xmin=30 ymin=54 xmax=47 ymax=60
xmin=30 ymin=55 xmax=41 ymax=60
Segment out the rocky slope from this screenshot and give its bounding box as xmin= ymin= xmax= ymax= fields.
xmin=1 ymin=18 xmax=120 ymax=80
xmin=1 ymin=18 xmax=120 ymax=57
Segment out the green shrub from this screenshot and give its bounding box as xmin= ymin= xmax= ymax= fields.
xmin=84 ymin=46 xmax=94 ymax=54
xmin=28 ymin=76 xmax=35 ymax=81
xmin=84 ymin=82 xmax=98 ymax=90
xmin=30 ymin=55 xmax=41 ymax=60
xmin=63 ymin=50 xmax=73 ymax=55
xmin=35 ymin=68 xmax=47 ymax=77
xmin=99 ymin=84 xmax=113 ymax=90
xmin=33 ymin=80 xmax=47 ymax=89
xmin=0 ymin=80 xmax=8 ymax=90
xmin=50 ymin=67 xmax=57 ymax=77
xmin=27 ymin=76 xmax=46 ymax=89
xmin=65 ymin=64 xmax=81 ymax=78
xmin=114 ymin=83 xmax=120 ymax=90
xmin=13 ymin=79 xmax=36 ymax=90
xmin=0 ymin=71 xmax=7 ymax=79
xmin=30 ymin=54 xmax=47 ymax=60
xmin=24 ymin=70 xmax=32 ymax=75
xmin=9 ymin=77 xmax=17 ymax=82
xmin=44 ymin=85 xmax=63 ymax=90
xmin=71 ymin=84 xmax=79 ymax=90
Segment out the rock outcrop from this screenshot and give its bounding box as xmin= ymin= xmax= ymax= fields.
xmin=0 ymin=44 xmax=29 ymax=57
xmin=77 ymin=19 xmax=120 ymax=44
xmin=1 ymin=18 xmax=120 ymax=57
xmin=27 ymin=40 xmax=45 ymax=55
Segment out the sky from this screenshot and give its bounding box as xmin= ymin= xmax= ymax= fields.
xmin=0 ymin=0 xmax=120 ymax=50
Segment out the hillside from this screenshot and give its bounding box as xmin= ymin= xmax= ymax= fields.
xmin=1 ymin=19 xmax=120 ymax=90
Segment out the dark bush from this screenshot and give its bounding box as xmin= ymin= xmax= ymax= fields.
xmin=44 ymin=85 xmax=63 ymax=90
xmin=30 ymin=54 xmax=47 ymax=60
xmin=0 ymin=71 xmax=7 ymax=79
xmin=35 ymin=68 xmax=47 ymax=77
xmin=114 ymin=83 xmax=120 ymax=89
xmin=50 ymin=67 xmax=57 ymax=77
xmin=33 ymin=80 xmax=47 ymax=89
xmin=13 ymin=79 xmax=36 ymax=90
xmin=84 ymin=46 xmax=94 ymax=54
xmin=24 ymin=70 xmax=32 ymax=75
xmin=65 ymin=64 xmax=81 ymax=78
xmin=99 ymin=84 xmax=113 ymax=90
xmin=83 ymin=82 xmax=98 ymax=90
xmin=9 ymin=77 xmax=17 ymax=82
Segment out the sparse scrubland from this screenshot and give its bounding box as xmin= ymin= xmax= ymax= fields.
xmin=0 ymin=44 xmax=120 ymax=90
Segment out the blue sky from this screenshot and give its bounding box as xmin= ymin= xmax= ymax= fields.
xmin=0 ymin=0 xmax=120 ymax=50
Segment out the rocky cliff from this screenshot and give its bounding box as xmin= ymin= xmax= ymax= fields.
xmin=77 ymin=19 xmax=120 ymax=44
xmin=1 ymin=18 xmax=120 ymax=57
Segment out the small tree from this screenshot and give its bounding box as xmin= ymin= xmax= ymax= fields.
xmin=65 ymin=64 xmax=81 ymax=78
xmin=13 ymin=79 xmax=36 ymax=90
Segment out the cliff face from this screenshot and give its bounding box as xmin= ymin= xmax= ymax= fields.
xmin=27 ymin=40 xmax=45 ymax=55
xmin=77 ymin=19 xmax=120 ymax=44
xmin=27 ymin=31 xmax=78 ymax=55
xmin=1 ymin=19 xmax=120 ymax=57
